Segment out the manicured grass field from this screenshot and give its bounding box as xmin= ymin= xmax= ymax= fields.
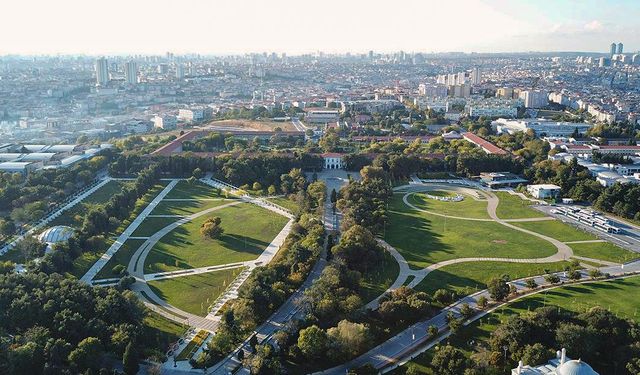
xmin=409 ymin=191 xmax=489 ymax=219
xmin=141 ymin=310 xmax=188 ymax=357
xmin=68 ymin=239 xmax=114 ymax=278
xmin=164 ymin=181 xmax=222 ymax=200
xmin=95 ymin=239 xmax=147 ymax=279
xmin=131 ymin=217 xmax=180 ymax=237
xmin=399 ymin=276 xmax=640 ymax=374
xmin=414 ymin=261 xmax=573 ymax=296
xmin=148 ymin=267 xmax=243 ymax=316
xmin=152 ymin=199 xmax=232 ymax=216
xmin=144 ymin=203 xmax=288 ymax=273
xmin=569 ymin=241 xmax=638 ymax=264
xmin=359 ymin=250 xmax=400 ymax=303
xmin=266 ymin=196 xmax=299 ymax=212
xmin=48 ymin=180 xmax=132 ymax=228
xmin=511 ymin=219 xmax=596 ymax=242
xmin=494 ymin=191 xmax=546 ymax=220
xmin=385 ymin=194 xmax=557 ymax=269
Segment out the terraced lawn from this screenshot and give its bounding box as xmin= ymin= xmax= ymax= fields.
xmin=494 ymin=191 xmax=546 ymax=220
xmin=266 ymin=196 xmax=299 ymax=212
xmin=144 ymin=203 xmax=288 ymax=273
xmin=408 ymin=191 xmax=489 ymax=219
xmin=148 ymin=267 xmax=243 ymax=316
xmin=152 ymin=199 xmax=232 ymax=216
xmin=48 ymin=180 xmax=132 ymax=227
xmin=132 ymin=217 xmax=181 ymax=237
xmin=385 ymin=194 xmax=557 ymax=269
xmin=95 ymin=239 xmax=147 ymax=279
xmin=569 ymin=241 xmax=638 ymax=264
xmin=414 ymin=261 xmax=574 ymax=296
xmin=511 ymin=219 xmax=596 ymax=242
xmin=400 ymin=276 xmax=640 ymax=375
xmin=141 ymin=310 xmax=188 ymax=357
xmin=164 ymin=181 xmax=222 ymax=200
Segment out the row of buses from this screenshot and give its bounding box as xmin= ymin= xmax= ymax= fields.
xmin=552 ymin=206 xmax=621 ymax=234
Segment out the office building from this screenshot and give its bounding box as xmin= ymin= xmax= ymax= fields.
xmin=95 ymin=57 xmax=109 ymax=86
xmin=471 ymin=67 xmax=481 ymax=85
xmin=617 ymin=42 xmax=624 ymax=54
xmin=124 ymin=61 xmax=138 ymax=85
xmin=610 ymin=42 xmax=617 ymax=56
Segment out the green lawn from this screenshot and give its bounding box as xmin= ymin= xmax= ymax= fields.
xmin=141 ymin=310 xmax=188 ymax=358
xmin=414 ymin=261 xmax=573 ymax=296
xmin=144 ymin=203 xmax=288 ymax=273
xmin=164 ymin=181 xmax=222 ymax=200
xmin=569 ymin=241 xmax=638 ymax=264
xmin=511 ymin=219 xmax=596 ymax=242
xmin=95 ymin=239 xmax=147 ymax=279
xmin=399 ymin=276 xmax=640 ymax=374
xmin=148 ymin=267 xmax=244 ymax=316
xmin=494 ymin=191 xmax=546 ymax=220
xmin=385 ymin=194 xmax=557 ymax=270
xmin=68 ymin=241 xmax=113 ymax=278
xmin=359 ymin=250 xmax=400 ymax=304
xmin=267 ymin=196 xmax=300 ymax=212
xmin=152 ymin=199 xmax=232 ymax=216
xmin=48 ymin=180 xmax=132 ymax=228
xmin=409 ymin=191 xmax=489 ymax=219
xmin=132 ymin=217 xmax=180 ymax=237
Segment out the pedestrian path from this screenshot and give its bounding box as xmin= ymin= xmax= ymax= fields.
xmin=80 ymin=180 xmax=179 ymax=283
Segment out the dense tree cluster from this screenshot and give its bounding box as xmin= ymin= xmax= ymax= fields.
xmin=34 ymin=165 xmax=161 ymax=273
xmin=337 ymin=166 xmax=392 ymax=235
xmin=0 ymin=155 xmax=111 ymax=240
xmin=0 ymin=272 xmax=145 ymax=374
xmin=217 ymin=153 xmax=322 ymax=188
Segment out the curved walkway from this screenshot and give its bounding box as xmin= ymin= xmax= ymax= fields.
xmin=365 ymin=184 xmax=613 ymax=309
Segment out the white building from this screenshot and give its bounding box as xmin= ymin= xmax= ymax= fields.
xmin=152 ymin=115 xmax=177 ymax=130
xmin=493 ymin=118 xmax=593 ymax=137
xmin=321 ymin=153 xmax=344 ymax=169
xmin=124 ymin=61 xmax=138 ymax=85
xmin=95 ymin=57 xmax=109 ymax=86
xmin=178 ymin=109 xmax=206 ymax=123
xmin=520 ymin=90 xmax=548 ymax=108
xmin=512 ymin=348 xmax=598 ymax=375
xmin=527 ymin=184 xmax=561 ymax=199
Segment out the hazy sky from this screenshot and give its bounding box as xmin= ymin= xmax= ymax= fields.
xmin=1 ymin=0 xmax=638 ymax=55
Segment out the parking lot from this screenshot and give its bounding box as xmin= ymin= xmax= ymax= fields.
xmin=536 ymin=204 xmax=640 ymax=254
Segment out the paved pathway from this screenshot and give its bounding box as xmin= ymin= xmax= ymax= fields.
xmin=80 ymin=180 xmax=179 ymax=283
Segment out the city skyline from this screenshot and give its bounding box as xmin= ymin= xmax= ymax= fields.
xmin=2 ymin=0 xmax=639 ymax=56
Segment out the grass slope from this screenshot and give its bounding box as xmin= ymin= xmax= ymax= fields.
xmin=152 ymin=199 xmax=231 ymax=216
xmin=494 ymin=191 xmax=546 ymax=220
xmin=409 ymin=191 xmax=489 ymax=219
xmin=144 ymin=203 xmax=288 ymax=273
xmin=385 ymin=194 xmax=557 ymax=270
xmin=148 ymin=267 xmax=243 ymax=316
xmin=359 ymin=250 xmax=400 ymax=304
xmin=164 ymin=181 xmax=222 ymax=200
xmin=95 ymin=239 xmax=147 ymax=279
xmin=569 ymin=241 xmax=638 ymax=264
xmin=511 ymin=219 xmax=596 ymax=242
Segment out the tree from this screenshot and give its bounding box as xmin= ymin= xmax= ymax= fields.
xmin=588 ymin=269 xmax=603 ymax=279
xmin=434 ymin=289 xmax=453 ymax=305
xmin=431 ymin=345 xmax=469 ymax=375
xmin=544 ymin=274 xmax=561 ymax=284
xmin=520 ymin=343 xmax=551 ymax=368
xmin=200 ymin=217 xmax=224 ymax=239
xmin=68 ymin=337 xmax=102 ymax=372
xmin=252 ymin=182 xmax=262 ymax=191
xmin=330 ymin=189 xmax=337 ymax=204
xmin=297 ymin=325 xmax=328 ymax=360
xmin=567 ymin=269 xmax=582 ymax=281
xmin=427 ymin=325 xmax=439 ymax=340
xmin=267 ymin=185 xmax=277 ymax=196
xmin=0 ymin=218 xmax=15 ymax=237
xmin=525 ymin=278 xmax=538 ymax=289
xmin=15 ymin=236 xmax=46 ymax=262
xmin=487 ymin=276 xmax=510 ymax=302
xmin=326 ymin=320 xmax=372 ymax=359
xmin=460 ymin=303 xmax=475 ymax=320
xmin=477 ymin=296 xmax=488 ymax=309
xmin=122 ymin=341 xmax=139 ymax=375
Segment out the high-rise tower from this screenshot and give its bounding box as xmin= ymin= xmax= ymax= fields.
xmin=95 ymin=57 xmax=109 ymax=86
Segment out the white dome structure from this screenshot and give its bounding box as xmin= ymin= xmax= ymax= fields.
xmin=555 ymin=360 xmax=599 ymax=375
xmin=38 ymin=226 xmax=75 ymax=244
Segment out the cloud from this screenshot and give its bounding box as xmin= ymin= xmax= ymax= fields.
xmin=584 ymin=20 xmax=604 ymax=32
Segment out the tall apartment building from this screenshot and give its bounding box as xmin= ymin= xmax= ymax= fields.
xmin=519 ymin=90 xmax=548 ymax=108
xmin=95 ymin=57 xmax=109 ymax=86
xmin=124 ymin=61 xmax=138 ymax=85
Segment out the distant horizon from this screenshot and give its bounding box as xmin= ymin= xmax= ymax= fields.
xmin=1 ymin=0 xmax=638 ymax=56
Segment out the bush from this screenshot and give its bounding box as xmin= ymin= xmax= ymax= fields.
xmin=112 ymin=264 xmax=126 ymax=275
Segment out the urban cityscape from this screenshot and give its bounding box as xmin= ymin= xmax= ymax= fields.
xmin=1 ymin=1 xmax=640 ymax=375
